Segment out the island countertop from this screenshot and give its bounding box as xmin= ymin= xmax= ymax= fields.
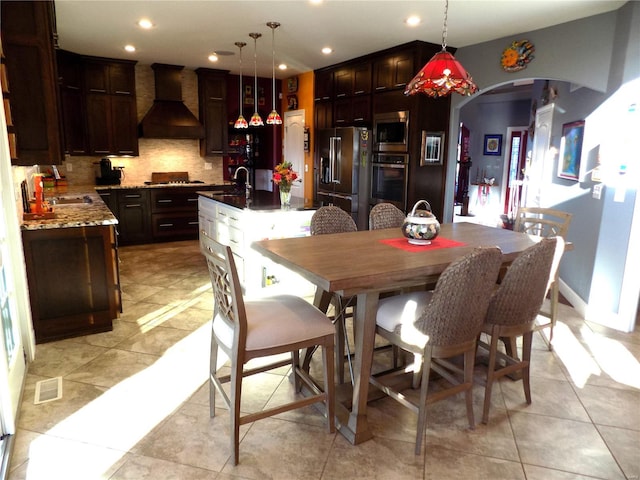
xmin=198 ymin=189 xmax=318 ymax=211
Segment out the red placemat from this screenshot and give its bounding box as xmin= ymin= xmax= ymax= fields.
xmin=380 ymin=236 xmax=466 ymax=252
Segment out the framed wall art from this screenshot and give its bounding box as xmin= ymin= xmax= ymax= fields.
xmin=557 ymin=120 xmax=585 ymax=180
xmin=420 ymin=131 xmax=445 ymax=166
xmin=483 ymin=134 xmax=502 ymax=156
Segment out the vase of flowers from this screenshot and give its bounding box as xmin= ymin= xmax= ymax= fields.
xmin=273 ymin=161 xmax=299 ymax=207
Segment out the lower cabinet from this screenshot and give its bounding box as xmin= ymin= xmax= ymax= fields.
xmin=22 ymin=225 xmax=120 ymax=343
xmin=150 ymin=188 xmax=202 ymax=240
xmin=117 ymin=189 xmax=152 ymax=245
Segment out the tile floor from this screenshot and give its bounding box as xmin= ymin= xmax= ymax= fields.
xmin=7 ymin=240 xmax=640 ymax=480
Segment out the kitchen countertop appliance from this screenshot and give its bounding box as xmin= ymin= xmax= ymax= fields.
xmin=95 ymin=158 xmax=123 ymax=185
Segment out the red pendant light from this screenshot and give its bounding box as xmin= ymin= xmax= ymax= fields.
xmin=249 ymin=32 xmax=264 ymax=127
xmin=266 ymin=21 xmax=282 ymax=125
xmin=404 ymin=0 xmax=478 ymax=97
xmin=233 ymin=41 xmax=248 ymax=129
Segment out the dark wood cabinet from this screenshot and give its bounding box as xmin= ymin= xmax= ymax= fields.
xmin=353 ymin=62 xmax=372 ymax=95
xmin=1 ymin=0 xmax=64 ymax=165
xmin=373 ymin=50 xmax=415 ymax=92
xmin=22 ymin=225 xmax=120 ymax=343
xmin=334 ymin=67 xmax=353 ymax=98
xmin=150 ymin=187 xmax=203 ymax=239
xmin=314 ymin=70 xmax=334 ymax=101
xmin=57 ymin=50 xmax=88 ymax=155
xmin=315 ymin=101 xmax=333 ymax=129
xmin=196 ymin=68 xmax=229 ymax=156
xmin=85 ymin=58 xmax=138 ymax=156
xmin=117 ymin=189 xmax=151 ymax=245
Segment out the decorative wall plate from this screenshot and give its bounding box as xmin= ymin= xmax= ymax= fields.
xmin=501 ymin=40 xmax=535 ymax=72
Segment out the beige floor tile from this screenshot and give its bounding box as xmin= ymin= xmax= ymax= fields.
xmin=64 ymin=348 xmax=159 ymax=388
xmin=114 ymin=325 xmax=193 ymax=356
xmin=509 ymin=411 xmax=625 ymax=479
xmin=321 ymin=433 xmax=423 ymax=480
xmin=501 ymin=376 xmax=590 ymax=422
xmin=222 ymin=417 xmax=335 ymax=479
xmin=597 ymin=425 xmax=640 ymax=480
xmin=574 ymin=383 xmax=640 ymax=430
xmin=27 ymin=341 xmax=110 ymax=378
xmin=523 ymin=464 xmax=604 ymax=479
xmin=423 ymin=446 xmax=526 ymax=480
xmin=109 ymin=453 xmax=218 ymax=479
xmin=60 ymin=319 xmax=142 ymax=348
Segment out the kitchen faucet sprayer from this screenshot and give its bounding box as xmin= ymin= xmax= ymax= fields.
xmin=233 ymin=166 xmax=251 ymax=199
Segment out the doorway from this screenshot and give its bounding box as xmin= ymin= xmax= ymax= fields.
xmin=283 ymin=109 xmax=305 ymax=198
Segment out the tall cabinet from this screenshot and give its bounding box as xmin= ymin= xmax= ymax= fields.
xmin=1 ymin=0 xmax=63 ymax=165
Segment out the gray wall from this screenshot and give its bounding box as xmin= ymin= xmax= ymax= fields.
xmin=444 ymin=1 xmax=640 ymax=325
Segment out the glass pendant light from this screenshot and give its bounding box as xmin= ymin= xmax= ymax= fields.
xmin=404 ymin=0 xmax=478 ymax=97
xmin=248 ymin=32 xmax=264 ymax=127
xmin=266 ymin=21 xmax=282 ymax=125
xmin=233 ymin=41 xmax=248 ymax=129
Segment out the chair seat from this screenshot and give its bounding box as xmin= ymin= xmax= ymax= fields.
xmin=376 ymin=291 xmax=433 ymax=336
xmin=214 ymin=295 xmax=334 ymax=352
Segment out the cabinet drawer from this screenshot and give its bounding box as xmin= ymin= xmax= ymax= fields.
xmin=216 ymin=205 xmax=243 ymax=229
xmin=152 ymin=212 xmax=200 ymax=239
xmin=151 ymin=188 xmax=200 ymax=212
xmin=216 ymin=223 xmax=244 ymax=256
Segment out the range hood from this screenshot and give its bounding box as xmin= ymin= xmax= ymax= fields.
xmin=139 ymin=63 xmax=204 ymax=139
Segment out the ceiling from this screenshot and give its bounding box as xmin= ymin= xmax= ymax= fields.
xmin=54 ymin=0 xmax=625 ymax=79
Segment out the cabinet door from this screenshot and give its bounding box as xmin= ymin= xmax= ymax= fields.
xmin=117 ymin=190 xmax=151 ymax=244
xmin=1 ymin=0 xmax=63 ymax=165
xmin=373 ymin=57 xmax=393 ymax=92
xmin=352 ymin=96 xmax=371 ymax=124
xmin=59 ymin=89 xmax=88 ymax=155
xmin=394 ymin=51 xmax=415 ymax=89
xmin=203 ymin=99 xmax=226 ymax=155
xmin=110 ymin=96 xmax=138 ymax=155
xmin=196 ymin=69 xmax=228 ymax=157
xmin=109 ymin=63 xmax=135 ymax=95
xmin=334 ymin=68 xmax=353 ymax=98
xmin=86 ymin=94 xmax=112 ymax=155
xmin=353 ymin=62 xmax=372 ymax=95
xmin=334 ymin=98 xmax=352 ymax=126
xmin=314 ymin=70 xmax=334 ymax=101
xmin=315 ymin=101 xmax=333 ymax=129
xmin=84 ymin=61 xmax=109 ymax=93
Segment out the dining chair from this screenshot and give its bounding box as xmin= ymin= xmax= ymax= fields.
xmin=369 ymin=202 xmax=405 ymax=230
xmin=478 ymin=236 xmax=563 ymax=424
xmin=513 ymin=206 xmax=572 ymax=349
xmin=202 ymin=234 xmax=335 ymax=465
xmin=370 ymin=246 xmax=503 ymax=455
xmin=310 ymin=205 xmax=358 ymax=384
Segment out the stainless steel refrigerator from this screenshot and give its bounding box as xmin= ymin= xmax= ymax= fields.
xmin=314 ymin=127 xmax=371 ymax=230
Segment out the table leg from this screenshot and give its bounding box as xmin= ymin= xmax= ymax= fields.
xmin=338 ymin=291 xmax=378 ymax=444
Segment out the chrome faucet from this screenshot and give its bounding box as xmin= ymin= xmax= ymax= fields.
xmin=233 ymin=166 xmax=251 ymax=198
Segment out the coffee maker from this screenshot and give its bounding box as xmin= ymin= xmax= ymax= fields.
xmin=95 ymin=158 xmax=123 ymax=185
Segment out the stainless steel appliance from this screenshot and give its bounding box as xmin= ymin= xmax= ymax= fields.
xmin=373 ymin=111 xmax=409 ymax=152
xmin=315 ymin=127 xmax=371 ymax=230
xmin=370 ymin=153 xmax=409 ymax=211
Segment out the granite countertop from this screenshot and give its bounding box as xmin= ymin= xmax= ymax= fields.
xmin=21 ymin=189 xmax=117 ymax=231
xmin=95 ymin=182 xmax=234 ymax=191
xmin=198 ymin=190 xmax=318 ymax=211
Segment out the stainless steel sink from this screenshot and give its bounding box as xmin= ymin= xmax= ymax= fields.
xmin=49 ymin=195 xmax=93 ymax=205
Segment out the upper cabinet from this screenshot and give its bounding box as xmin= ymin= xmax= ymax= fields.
xmin=1 ymin=0 xmax=64 ymax=165
xmin=57 ymin=52 xmax=138 ymax=156
xmin=196 ymin=68 xmax=228 ymax=156
xmin=372 ymin=50 xmax=415 ymax=92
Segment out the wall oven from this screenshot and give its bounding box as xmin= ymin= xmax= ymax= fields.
xmin=373 ymin=111 xmax=409 ymax=152
xmin=370 ymin=153 xmax=409 ymax=211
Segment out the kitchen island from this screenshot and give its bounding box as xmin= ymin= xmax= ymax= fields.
xmin=198 ymin=190 xmax=317 ymax=297
xmin=21 ymin=189 xmax=121 ymax=343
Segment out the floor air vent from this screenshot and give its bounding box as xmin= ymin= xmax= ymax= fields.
xmin=34 ymin=377 xmax=63 ymax=404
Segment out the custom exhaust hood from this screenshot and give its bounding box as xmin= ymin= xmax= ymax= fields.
xmin=139 ymin=63 xmax=204 ymax=139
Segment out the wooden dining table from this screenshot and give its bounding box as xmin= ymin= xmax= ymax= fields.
xmin=252 ymin=221 xmax=538 ymax=445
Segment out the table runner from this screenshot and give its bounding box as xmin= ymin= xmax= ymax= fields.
xmin=380 ymin=236 xmax=466 ymax=252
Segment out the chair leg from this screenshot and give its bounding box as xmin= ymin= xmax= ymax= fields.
xmin=230 ymin=363 xmax=243 ymax=466
xmin=293 ymin=349 xmax=301 ymax=392
xmin=482 ymin=332 xmax=500 ymax=424
xmin=548 ymin=282 xmax=559 ymax=350
xmin=522 ymin=332 xmax=533 ymax=405
xmin=209 ymin=337 xmax=219 ymax=418
xmin=415 ymin=352 xmax=431 ymax=456
xmin=464 ymin=349 xmax=475 ymax=429
xmin=412 ymin=352 xmax=423 ymax=389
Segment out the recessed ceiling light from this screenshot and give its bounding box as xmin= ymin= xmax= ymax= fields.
xmin=208 ymin=53 xmax=219 ymax=62
xmin=138 ymin=18 xmax=153 ymax=29
xmin=321 ymin=47 xmax=333 ymax=55
xmin=406 ymin=15 xmax=421 ymax=27
xmin=278 ymin=63 xmax=287 ymax=70
xmin=124 ymin=45 xmax=136 ymax=53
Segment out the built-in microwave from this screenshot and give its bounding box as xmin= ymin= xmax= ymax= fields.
xmin=373 ymin=111 xmax=409 ymax=152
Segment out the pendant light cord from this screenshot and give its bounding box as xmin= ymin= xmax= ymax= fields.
xmin=441 ymin=0 xmax=449 ymax=51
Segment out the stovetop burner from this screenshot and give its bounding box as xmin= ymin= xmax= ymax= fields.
xmin=144 ymin=180 xmax=205 ymax=185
